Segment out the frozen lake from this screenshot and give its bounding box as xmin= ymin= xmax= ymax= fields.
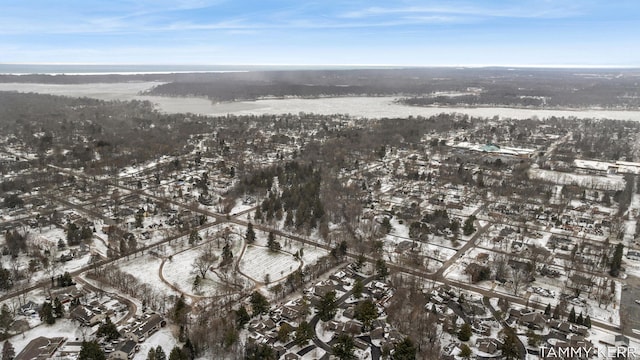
xmin=2 ymin=82 xmax=640 ymax=121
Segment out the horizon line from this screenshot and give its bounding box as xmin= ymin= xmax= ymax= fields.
xmin=1 ymin=62 xmax=639 ymax=70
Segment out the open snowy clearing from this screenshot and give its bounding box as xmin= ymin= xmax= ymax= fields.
xmin=118 ymin=255 xmax=179 ymax=296
xmin=238 ymin=245 xmax=301 ymax=283
xmin=529 ymin=168 xmax=626 ymax=191
xmin=0 ymin=82 xmax=163 ymax=101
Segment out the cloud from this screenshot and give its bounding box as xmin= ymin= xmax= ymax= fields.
xmin=340 ymin=2 xmax=585 ymax=21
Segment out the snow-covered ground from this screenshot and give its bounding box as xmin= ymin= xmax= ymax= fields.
xmin=238 ymin=245 xmax=301 ymax=283
xmin=529 ymin=168 xmax=625 ymax=191
xmin=2 ymin=82 xmax=640 ymax=120
xmin=119 ymin=255 xmax=179 ymax=296
xmin=133 ymin=326 xmax=179 ymax=360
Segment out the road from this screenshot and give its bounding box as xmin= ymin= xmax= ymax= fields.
xmin=482 ymin=296 xmax=526 ymax=360
xmin=434 ymin=220 xmax=491 ymax=279
xmin=74 ymin=276 xmax=137 ymax=326
xmin=309 ymin=274 xmax=376 ymax=353
xmin=2 ymin=162 xmax=632 ymax=350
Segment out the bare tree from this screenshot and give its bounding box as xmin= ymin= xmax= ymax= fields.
xmin=192 ymin=242 xmax=218 ymax=279
xmin=511 ymin=268 xmax=527 ymax=295
xmin=493 ymin=254 xmax=508 ymax=282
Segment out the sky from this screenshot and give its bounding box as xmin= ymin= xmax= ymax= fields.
xmin=1 ymin=0 xmax=639 ymax=67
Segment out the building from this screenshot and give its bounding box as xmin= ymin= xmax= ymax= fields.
xmin=70 ymin=304 xmax=107 ymax=326
xmin=124 ymin=314 xmax=166 ymax=342
xmin=109 ymin=340 xmax=138 ymax=360
xmin=15 ymin=337 xmax=66 ymax=360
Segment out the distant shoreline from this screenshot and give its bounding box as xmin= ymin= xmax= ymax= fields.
xmin=1 ymin=82 xmax=640 ymax=121
xmin=2 ymin=64 xmax=639 ymax=76
xmin=0 ymin=64 xmax=406 ymax=76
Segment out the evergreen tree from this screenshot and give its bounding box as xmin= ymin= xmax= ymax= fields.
xmin=97 ymin=316 xmax=120 ymax=341
xmin=610 ymin=243 xmax=624 ymax=277
xmin=183 ymin=338 xmax=195 ymax=360
xmin=277 ymin=323 xmax=293 ymax=343
xmin=463 ymin=215 xmax=476 ymax=236
xmin=376 ymin=259 xmax=389 ymax=279
xmin=294 ymin=321 xmax=314 ymax=346
xmin=236 ymin=305 xmax=250 ymax=328
xmin=147 ymin=347 xmax=156 ymax=360
xmin=552 ymin=304 xmax=561 ymax=319
xmin=392 ymin=337 xmax=417 ymax=360
xmin=245 ymin=343 xmax=275 ymax=360
xmin=355 ymin=254 xmax=366 ymax=271
xmin=577 ymin=312 xmax=584 ymax=325
xmin=352 ymin=279 xmax=363 ymax=299
xmin=39 ymin=301 xmax=55 ymax=324
xmin=246 ymin=222 xmax=256 ymax=244
xmin=354 ymin=299 xmax=378 ymax=330
xmin=2 ymin=340 xmax=15 ymax=360
xmin=267 ymin=232 xmax=281 ymax=252
xmin=457 ymin=323 xmax=472 ymax=341
xmin=155 ymin=346 xmax=167 ymax=360
xmin=381 ymin=217 xmax=393 ymax=234
xmin=173 ymin=295 xmax=188 ymax=324
xmin=284 ymin=211 xmax=294 ymax=228
xmin=250 ymin=291 xmax=270 ymax=316
xmin=169 ymin=346 xmax=186 ymax=360
xmin=450 ymin=219 xmax=460 ymax=233
xmin=544 ymin=303 xmax=551 ymax=316
xmin=338 ymin=241 xmax=348 ymax=257
xmin=0 ymin=304 xmax=13 ymax=337
xmin=568 ymin=307 xmax=576 ymax=323
xmin=500 ymin=332 xmax=521 ymax=360
xmin=135 ymin=208 xmax=144 ymax=228
xmin=527 ymin=329 xmax=541 ymax=347
xmin=57 ymin=271 xmax=74 ymax=287
xmin=332 ymin=334 xmax=356 ymax=360
xmin=78 ymin=341 xmax=105 ymax=360
xmin=53 ymin=297 xmax=64 ymax=318
xmin=459 ymin=343 xmax=472 ymax=359
xmin=254 ymin=207 xmax=263 ymax=222
xmin=318 ymin=290 xmax=338 ymax=321
xmin=188 ymin=229 xmax=201 ymax=245
xmin=585 ymin=315 xmax=592 ymax=328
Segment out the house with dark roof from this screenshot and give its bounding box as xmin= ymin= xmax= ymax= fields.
xmin=314 ymin=283 xmax=336 ymax=298
xmin=15 ymin=336 xmax=66 ymax=360
xmin=124 ymin=314 xmax=166 ymax=342
xmin=70 ymin=304 xmax=107 ymax=326
xmin=109 ymin=340 xmax=138 ymax=360
xmin=520 ymin=312 xmax=547 ymax=330
xmin=476 ymin=338 xmax=501 ymax=354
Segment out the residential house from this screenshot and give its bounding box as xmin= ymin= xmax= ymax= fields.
xmin=70 ymin=304 xmax=107 ymax=326
xmin=109 ymin=340 xmax=138 ymax=360
xmin=354 ymin=338 xmax=369 ymax=351
xmin=124 ymin=314 xmax=166 ymax=342
xmin=476 ymin=338 xmax=501 ymax=354
xmin=15 ymin=337 xmax=66 ymax=360
xmin=520 ymin=312 xmax=547 ymax=330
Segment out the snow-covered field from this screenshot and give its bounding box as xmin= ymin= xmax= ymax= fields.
xmin=2 ymin=82 xmax=640 ymax=120
xmin=238 ymin=245 xmax=301 ymax=283
xmin=118 ymin=255 xmax=179 ymax=296
xmin=529 ymin=168 xmax=626 ymax=191
xmin=0 ymin=82 xmax=163 ymax=101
